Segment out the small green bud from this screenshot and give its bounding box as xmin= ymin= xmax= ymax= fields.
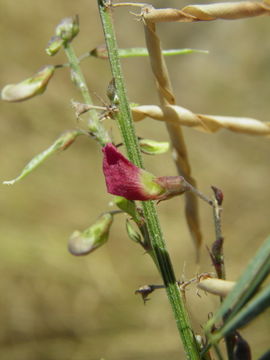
xmin=126 ymin=219 xmax=142 ymax=244
xmin=106 ymin=78 xmax=119 ymax=104
xmin=68 ymin=213 xmax=113 ymax=256
xmin=46 ymin=35 xmax=64 ymax=56
xmin=1 ymin=65 xmax=55 ymax=102
xmin=139 ymin=139 xmax=170 ymax=155
xmin=55 ymin=15 xmax=79 ymax=43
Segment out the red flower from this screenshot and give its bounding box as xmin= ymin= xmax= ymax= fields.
xmin=102 ymin=144 xmax=188 ymax=201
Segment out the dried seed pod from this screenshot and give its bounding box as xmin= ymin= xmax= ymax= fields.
xmin=131 ymin=105 xmax=270 ymax=137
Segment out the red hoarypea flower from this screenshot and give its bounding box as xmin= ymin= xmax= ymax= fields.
xmin=102 ymin=143 xmax=188 ymax=201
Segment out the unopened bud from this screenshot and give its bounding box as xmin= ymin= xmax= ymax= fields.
xmin=46 ymin=35 xmax=64 ymax=56
xmin=106 ymin=78 xmax=119 ymax=104
xmin=211 ymin=186 xmax=224 ymax=205
xmin=139 ymin=139 xmax=170 ymax=155
xmin=55 ymin=15 xmax=79 ymax=43
xmin=126 ymin=219 xmax=142 ymax=244
xmin=1 ymin=65 xmax=55 ymax=102
xmin=68 ymin=213 xmax=113 ymax=256
xmin=198 ymin=278 xmax=235 ymax=297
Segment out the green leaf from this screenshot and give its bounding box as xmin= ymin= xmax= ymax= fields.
xmin=205 ymin=235 xmax=270 ymax=341
xmin=211 ymin=283 xmax=270 ymax=343
xmin=3 ymin=130 xmax=83 ymax=185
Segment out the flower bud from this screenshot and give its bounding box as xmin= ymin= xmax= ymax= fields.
xmin=211 ymin=186 xmax=224 ymax=205
xmin=1 ymin=65 xmax=55 ymax=102
xmin=197 ymin=278 xmax=236 ymax=297
xmin=68 ymin=213 xmax=113 ymax=256
xmin=55 ymin=15 xmax=79 ymax=43
xmin=139 ymin=138 xmax=169 ymax=155
xmin=46 ymin=35 xmax=64 ymax=56
xmin=126 ymin=219 xmax=142 ymax=244
xmin=102 ymin=143 xmax=189 ymax=201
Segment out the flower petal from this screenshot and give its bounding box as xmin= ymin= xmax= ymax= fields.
xmin=102 ymin=144 xmax=164 ymax=200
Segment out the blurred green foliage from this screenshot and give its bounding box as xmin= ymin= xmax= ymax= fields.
xmin=0 ymin=1 xmax=269 ymax=359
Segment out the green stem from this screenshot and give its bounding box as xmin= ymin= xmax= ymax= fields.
xmin=97 ymin=1 xmax=200 ymax=358
xmin=63 ymin=42 xmax=110 ymax=146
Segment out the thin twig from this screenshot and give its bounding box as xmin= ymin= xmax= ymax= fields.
xmin=63 ymin=42 xmax=111 ymax=145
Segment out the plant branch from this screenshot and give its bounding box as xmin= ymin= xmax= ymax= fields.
xmin=63 ymin=42 xmax=110 ymax=145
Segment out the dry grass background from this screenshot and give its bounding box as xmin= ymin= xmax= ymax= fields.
xmin=0 ymin=0 xmax=269 ymax=359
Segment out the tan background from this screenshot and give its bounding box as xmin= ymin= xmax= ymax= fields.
xmin=0 ymin=0 xmax=269 ymax=359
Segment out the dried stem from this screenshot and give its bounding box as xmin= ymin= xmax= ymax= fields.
xmin=209 ymin=187 xmax=236 ymax=359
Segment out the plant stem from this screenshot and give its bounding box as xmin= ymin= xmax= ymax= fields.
xmin=63 ymin=42 xmax=110 ymax=146
xmin=211 ymin=190 xmax=235 ymax=359
xmin=97 ymin=1 xmax=200 ymax=358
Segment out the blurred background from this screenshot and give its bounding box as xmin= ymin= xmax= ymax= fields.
xmin=0 ymin=0 xmax=269 ymax=359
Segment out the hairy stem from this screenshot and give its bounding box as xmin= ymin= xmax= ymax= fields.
xmin=97 ymin=1 xmax=200 ymax=358
xmin=64 ymin=42 xmax=110 ymax=145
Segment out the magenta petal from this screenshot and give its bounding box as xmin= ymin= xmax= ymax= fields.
xmin=102 ymin=144 xmax=149 ymax=200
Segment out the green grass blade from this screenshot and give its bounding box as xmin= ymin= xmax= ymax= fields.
xmin=205 ymin=235 xmax=270 ymax=334
xmin=211 ymin=283 xmax=270 ymax=343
